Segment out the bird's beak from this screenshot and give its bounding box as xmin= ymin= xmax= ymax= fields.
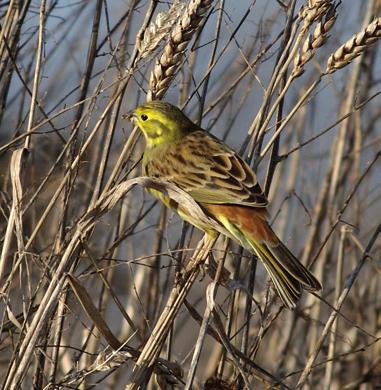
xmin=122 ymin=111 xmax=136 ymax=121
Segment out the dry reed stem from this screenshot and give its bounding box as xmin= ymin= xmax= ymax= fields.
xmin=184 ymin=257 xmax=239 ymax=389
xmin=258 ymin=12 xmax=381 ymax=162
xmin=4 ymin=177 xmax=221 ymax=388
xmin=185 ymin=298 xmax=281 ymax=386
xmin=147 ymin=0 xmax=214 ymax=101
xmin=126 ymin=236 xmax=215 ymax=389
xmin=297 ymin=225 xmax=381 ymax=387
xmin=53 ymin=347 xmax=183 ymax=387
xmin=0 ymin=149 xmax=27 ymax=280
xmin=247 ymin=0 xmax=334 ymax=143
xmin=0 ymin=0 xmax=21 ymax=91
xmin=326 ymin=17 xmax=381 ymax=73
xmin=0 ymin=0 xmax=46 ymax=280
xmin=323 ymin=226 xmax=348 ymax=389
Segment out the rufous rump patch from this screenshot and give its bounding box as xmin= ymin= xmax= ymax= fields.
xmin=203 ymin=204 xmax=277 ymax=244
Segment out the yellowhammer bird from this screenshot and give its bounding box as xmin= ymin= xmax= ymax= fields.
xmin=127 ymin=101 xmax=321 ymax=309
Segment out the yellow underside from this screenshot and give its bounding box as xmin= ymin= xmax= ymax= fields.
xmin=148 ymin=188 xmax=217 ymax=237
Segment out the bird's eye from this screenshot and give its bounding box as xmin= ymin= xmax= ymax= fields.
xmin=141 ymin=114 xmax=148 ymax=121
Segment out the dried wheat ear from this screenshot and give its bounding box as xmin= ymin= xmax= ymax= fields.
xmin=326 ymin=17 xmax=381 ymax=73
xmin=147 ymin=0 xmax=213 ymax=101
xmin=293 ymin=4 xmax=337 ymax=77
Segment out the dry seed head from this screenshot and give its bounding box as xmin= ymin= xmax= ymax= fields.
xmin=326 ymin=17 xmax=381 ymax=73
xmin=137 ymin=1 xmax=186 ymax=59
xmin=300 ymin=0 xmax=333 ymax=28
xmin=293 ymin=5 xmax=337 ymax=77
xmin=147 ymin=0 xmax=213 ymax=101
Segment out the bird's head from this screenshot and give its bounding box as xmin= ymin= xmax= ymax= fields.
xmin=126 ymin=102 xmax=197 ymax=148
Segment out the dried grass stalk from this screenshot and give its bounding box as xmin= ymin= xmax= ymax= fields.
xmin=147 ymin=0 xmax=213 ymax=101
xmin=326 ymin=17 xmax=381 ymax=73
xmin=4 ymin=176 xmax=224 ymax=389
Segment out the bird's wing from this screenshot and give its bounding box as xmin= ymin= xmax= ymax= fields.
xmin=145 ymin=130 xmax=268 ymax=207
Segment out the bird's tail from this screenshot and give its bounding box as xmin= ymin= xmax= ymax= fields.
xmin=247 ymin=234 xmax=321 ymax=309
xmin=202 ymin=203 xmax=321 ymax=309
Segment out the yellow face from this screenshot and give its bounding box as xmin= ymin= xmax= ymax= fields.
xmin=128 ymin=102 xmax=196 ymax=148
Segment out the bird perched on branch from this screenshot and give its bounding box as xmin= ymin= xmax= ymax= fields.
xmin=127 ymin=101 xmax=321 ymax=309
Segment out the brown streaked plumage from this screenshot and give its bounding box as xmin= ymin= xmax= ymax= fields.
xmin=143 ymin=130 xmax=268 ymax=207
xmin=128 ymin=101 xmax=322 ymax=309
